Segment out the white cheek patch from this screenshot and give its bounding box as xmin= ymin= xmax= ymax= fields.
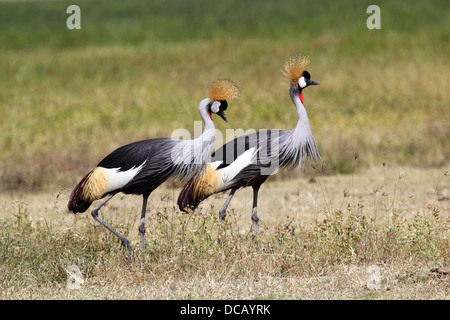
xmin=210 ymin=101 xmax=221 ymax=113
xmin=298 ymin=76 xmax=307 ymax=89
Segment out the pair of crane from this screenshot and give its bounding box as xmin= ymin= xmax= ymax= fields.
xmin=67 ymin=54 xmax=324 ymax=257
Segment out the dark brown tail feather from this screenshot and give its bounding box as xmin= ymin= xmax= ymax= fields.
xmin=177 ymin=174 xmax=201 ymax=212
xmin=177 ymin=167 xmax=216 ymax=212
xmin=68 ymin=170 xmax=93 ymax=213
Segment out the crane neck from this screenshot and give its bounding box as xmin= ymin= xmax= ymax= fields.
xmin=195 ymin=98 xmax=216 ymax=160
xmin=170 ymin=98 xmax=217 ymax=177
xmin=298 ymin=92 xmax=304 ymax=104
xmin=289 ymin=87 xmax=311 ymax=131
xmin=198 ymin=98 xmax=215 ymax=132
xmin=280 ymin=86 xmax=323 ymax=171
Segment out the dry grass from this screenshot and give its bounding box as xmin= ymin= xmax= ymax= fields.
xmin=0 ymin=166 xmax=448 ymax=299
xmin=5 ymin=264 xmax=448 ymax=300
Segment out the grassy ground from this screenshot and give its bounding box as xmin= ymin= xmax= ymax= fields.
xmin=0 ymin=0 xmax=449 ymax=300
xmin=0 ymin=166 xmax=449 ymax=299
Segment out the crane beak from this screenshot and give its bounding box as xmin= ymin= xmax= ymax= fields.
xmin=216 ymin=109 xmax=228 ymax=122
xmin=307 ymin=79 xmax=320 ymax=86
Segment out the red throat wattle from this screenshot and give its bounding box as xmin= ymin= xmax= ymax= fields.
xmin=298 ymin=92 xmax=304 ymax=104
xmin=208 ymin=113 xmax=213 ymax=121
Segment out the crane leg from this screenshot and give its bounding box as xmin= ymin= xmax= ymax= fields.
xmin=138 ymin=194 xmax=150 ymax=252
xmin=217 ymin=188 xmax=237 ymax=244
xmin=251 ymin=185 xmax=260 ymax=236
xmin=219 ymin=188 xmax=237 ymax=222
xmin=91 ymin=192 xmax=133 ymax=260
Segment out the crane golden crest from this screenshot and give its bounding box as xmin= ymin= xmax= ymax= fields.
xmin=282 ymin=54 xmax=310 ymax=87
xmin=208 ymin=79 xmax=240 ymax=102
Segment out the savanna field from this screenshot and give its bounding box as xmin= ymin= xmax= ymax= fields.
xmin=0 ymin=0 xmax=449 ymax=301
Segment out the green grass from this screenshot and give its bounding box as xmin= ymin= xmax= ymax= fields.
xmin=1 ymin=0 xmax=448 ymax=51
xmin=0 ymin=0 xmax=449 ymax=190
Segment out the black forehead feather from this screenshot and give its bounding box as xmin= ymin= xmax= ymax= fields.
xmin=302 ymin=70 xmax=311 ymax=80
xmin=220 ymin=100 xmax=228 ymax=111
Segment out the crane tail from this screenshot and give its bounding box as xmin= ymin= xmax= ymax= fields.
xmin=177 ymin=147 xmax=258 ymax=212
xmin=68 ymin=170 xmax=93 ymax=213
xmin=177 ymin=171 xmax=204 ymax=212
xmin=177 ymin=163 xmax=220 ymax=212
xmin=68 ymin=198 xmax=92 ymax=213
xmin=68 ymin=167 xmax=108 ymax=213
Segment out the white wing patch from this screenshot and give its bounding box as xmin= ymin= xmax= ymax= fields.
xmin=209 ymin=160 xmax=223 ymax=170
xmin=217 ymin=147 xmax=257 ymax=191
xmin=105 ymin=161 xmax=146 ymax=193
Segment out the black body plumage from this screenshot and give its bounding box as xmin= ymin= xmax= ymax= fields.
xmin=98 ymin=138 xmax=179 ymax=195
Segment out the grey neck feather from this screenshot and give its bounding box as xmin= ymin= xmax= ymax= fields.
xmin=169 ymin=98 xmax=216 ymax=178
xmin=279 ymin=86 xmax=323 ymax=170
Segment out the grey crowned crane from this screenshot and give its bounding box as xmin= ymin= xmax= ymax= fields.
xmin=178 ymin=55 xmax=324 ymax=234
xmin=68 ymin=79 xmax=240 ymax=256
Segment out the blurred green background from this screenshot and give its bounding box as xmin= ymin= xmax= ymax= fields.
xmin=0 ymin=0 xmax=449 ymax=191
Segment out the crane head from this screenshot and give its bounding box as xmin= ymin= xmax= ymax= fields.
xmin=209 ymin=100 xmax=228 ymax=122
xmin=283 ymin=54 xmax=319 ymax=91
xmin=298 ymin=70 xmax=320 ymax=91
xmin=207 ymin=79 xmax=239 ymax=123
